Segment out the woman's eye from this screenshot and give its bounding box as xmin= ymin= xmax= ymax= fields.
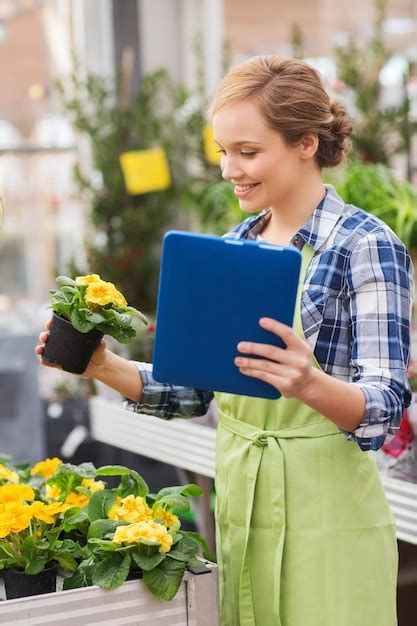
xmin=241 ymin=152 xmax=256 ymax=158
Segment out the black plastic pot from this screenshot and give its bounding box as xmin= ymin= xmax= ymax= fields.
xmin=42 ymin=313 xmax=103 ymax=374
xmin=2 ymin=563 xmax=57 ymax=599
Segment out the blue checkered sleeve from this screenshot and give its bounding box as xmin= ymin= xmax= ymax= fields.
xmin=345 ymin=229 xmax=413 ymax=451
xmin=122 ymin=362 xmax=214 ymax=419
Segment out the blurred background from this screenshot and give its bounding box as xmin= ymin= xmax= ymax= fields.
xmin=0 ymin=0 xmax=417 ymax=620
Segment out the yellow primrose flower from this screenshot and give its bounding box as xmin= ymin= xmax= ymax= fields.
xmin=153 ymin=507 xmax=179 ymax=528
xmin=0 ymin=501 xmax=32 ymax=536
xmin=0 ymin=464 xmax=19 ymax=484
xmin=112 ymin=288 xmax=127 ymax=308
xmin=85 ymin=281 xmax=117 ymax=307
xmin=0 ymin=484 xmax=35 ymax=504
xmin=108 ymin=495 xmax=152 ymax=524
xmin=63 ymin=491 xmax=89 ymax=510
xmin=75 ymin=274 xmax=101 ymax=285
xmin=113 ymin=520 xmax=173 ymax=553
xmin=30 ymin=501 xmax=67 ymax=524
xmin=30 ymin=457 xmax=62 ymax=478
xmin=81 ymin=478 xmax=105 ymax=493
xmin=45 ymin=484 xmax=61 ymax=500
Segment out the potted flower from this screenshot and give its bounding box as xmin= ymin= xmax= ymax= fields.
xmin=42 ymin=274 xmax=148 ymax=374
xmin=0 ymin=482 xmax=79 ymax=599
xmin=62 ymin=465 xmax=213 ymax=600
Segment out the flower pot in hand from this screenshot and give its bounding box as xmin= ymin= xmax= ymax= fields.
xmin=44 ymin=273 xmax=148 ymax=374
xmin=42 ymin=312 xmax=103 ymax=374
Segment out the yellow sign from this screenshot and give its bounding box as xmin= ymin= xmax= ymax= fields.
xmin=203 ymin=126 xmax=222 ymax=165
xmin=119 ymin=148 xmax=171 ymax=195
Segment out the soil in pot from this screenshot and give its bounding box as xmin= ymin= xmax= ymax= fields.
xmin=42 ymin=313 xmax=103 ymax=374
xmin=2 ymin=563 xmax=57 ymax=599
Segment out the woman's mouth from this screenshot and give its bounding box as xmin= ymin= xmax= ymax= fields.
xmin=234 ymin=183 xmax=260 ymax=198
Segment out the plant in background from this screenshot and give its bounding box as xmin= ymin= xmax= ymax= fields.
xmin=327 ymin=159 xmax=417 ymax=249
xmin=56 ymin=44 xmax=236 ymax=320
xmin=335 ymin=0 xmax=416 ymax=165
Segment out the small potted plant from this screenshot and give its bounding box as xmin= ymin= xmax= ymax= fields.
xmin=42 ymin=274 xmax=148 ymax=374
xmin=0 ymin=480 xmax=80 ymax=599
xmin=62 ymin=465 xmax=213 ymax=600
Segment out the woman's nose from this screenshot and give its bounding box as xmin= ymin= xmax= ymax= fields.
xmin=221 ymin=159 xmax=243 ymax=181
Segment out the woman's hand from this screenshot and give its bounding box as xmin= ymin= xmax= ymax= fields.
xmin=234 ymin=317 xmax=314 ymax=398
xmin=35 ymin=320 xmax=108 ymax=379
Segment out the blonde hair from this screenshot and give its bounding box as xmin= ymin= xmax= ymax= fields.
xmin=208 ymin=55 xmax=352 ymax=168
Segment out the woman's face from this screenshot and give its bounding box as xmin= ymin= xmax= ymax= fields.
xmin=212 ymin=100 xmax=308 ymax=213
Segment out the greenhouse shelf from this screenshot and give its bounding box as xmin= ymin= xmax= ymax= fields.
xmin=90 ymin=397 xmax=417 ymax=545
xmin=0 ymin=563 xmax=219 ymax=625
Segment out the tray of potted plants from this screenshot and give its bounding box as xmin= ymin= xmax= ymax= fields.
xmin=0 ymin=455 xmax=215 ymax=608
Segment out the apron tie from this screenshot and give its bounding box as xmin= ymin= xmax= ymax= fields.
xmin=218 ymin=410 xmax=339 ymax=625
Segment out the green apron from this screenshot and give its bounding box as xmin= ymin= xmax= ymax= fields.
xmin=215 ymin=243 xmax=398 ymax=626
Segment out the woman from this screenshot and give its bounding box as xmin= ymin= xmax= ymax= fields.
xmin=37 ymin=56 xmax=413 ymax=626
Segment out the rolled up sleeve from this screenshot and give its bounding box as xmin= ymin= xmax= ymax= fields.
xmin=345 ymin=230 xmax=413 ymax=451
xmin=122 ymin=362 xmax=214 ymax=419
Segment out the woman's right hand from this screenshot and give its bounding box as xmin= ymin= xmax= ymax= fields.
xmin=35 ymin=320 xmax=108 ymax=379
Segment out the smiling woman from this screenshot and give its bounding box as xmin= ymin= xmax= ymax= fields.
xmin=37 ymin=54 xmax=413 ymax=626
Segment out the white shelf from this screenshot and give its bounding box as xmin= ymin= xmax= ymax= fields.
xmin=89 ymin=397 xmax=216 ymax=478
xmin=90 ymin=397 xmax=417 ymax=545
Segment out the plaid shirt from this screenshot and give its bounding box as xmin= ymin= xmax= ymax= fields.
xmin=124 ymin=185 xmax=413 ymax=452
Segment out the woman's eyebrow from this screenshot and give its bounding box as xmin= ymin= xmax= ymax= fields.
xmin=214 ymin=140 xmax=264 ymax=147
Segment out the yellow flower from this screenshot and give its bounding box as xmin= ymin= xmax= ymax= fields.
xmin=113 ymin=520 xmax=173 ymax=553
xmin=0 ymin=484 xmax=35 ymax=504
xmin=30 ymin=457 xmax=62 ymax=478
xmin=107 ymin=495 xmax=152 ymax=523
xmin=0 ymin=502 xmax=32 ymax=536
xmin=75 ymin=274 xmax=101 ymax=285
xmin=45 ymin=484 xmax=61 ymax=500
xmin=63 ymin=491 xmax=89 ymax=510
xmin=85 ymin=281 xmax=117 ymax=307
xmin=30 ymin=501 xmax=67 ymax=524
xmin=81 ymin=478 xmax=105 ymax=493
xmin=153 ymin=507 xmax=179 ymax=529
xmin=0 ymin=464 xmax=19 ymax=484
xmin=112 ymin=289 xmax=127 ymax=308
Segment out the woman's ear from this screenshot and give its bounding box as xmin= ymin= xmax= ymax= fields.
xmin=299 ymin=133 xmax=319 ymax=160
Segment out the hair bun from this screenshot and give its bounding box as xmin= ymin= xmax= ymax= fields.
xmin=318 ymin=100 xmax=353 ymax=168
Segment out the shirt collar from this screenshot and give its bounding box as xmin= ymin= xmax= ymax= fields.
xmin=244 ymin=184 xmax=346 ymax=251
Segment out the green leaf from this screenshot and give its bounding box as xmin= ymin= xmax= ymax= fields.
xmin=63 ymin=563 xmax=92 ymax=590
xmin=95 ymin=466 xmax=148 ymax=497
xmin=70 ymin=308 xmax=95 ymax=333
xmin=131 ymin=549 xmax=165 ymax=571
xmin=166 ymin=534 xmax=199 ymax=562
xmin=157 ymin=484 xmax=203 ymax=499
xmin=143 ymin=558 xmax=186 ymax=600
xmin=87 ymin=538 xmax=119 ymax=551
xmin=87 ymin=489 xmax=118 ymax=522
xmin=54 ymin=551 xmax=78 ymax=572
xmin=87 ymin=519 xmax=117 ymax=540
xmin=182 ymin=531 xmax=215 ymax=562
xmin=21 ymin=536 xmax=37 ymax=560
xmin=56 ymin=276 xmax=78 ymax=287
xmin=85 ymin=311 xmax=106 ymax=324
xmin=25 ymin=557 xmax=48 ymax=575
xmin=92 ymin=552 xmax=130 ymax=590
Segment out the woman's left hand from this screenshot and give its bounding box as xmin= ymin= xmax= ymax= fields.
xmin=235 ymin=317 xmax=314 ymax=398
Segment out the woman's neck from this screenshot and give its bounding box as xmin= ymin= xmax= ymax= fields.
xmin=262 ymin=175 xmax=326 ymax=246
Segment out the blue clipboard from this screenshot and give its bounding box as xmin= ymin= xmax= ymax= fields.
xmin=152 ymin=231 xmax=302 ymax=399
